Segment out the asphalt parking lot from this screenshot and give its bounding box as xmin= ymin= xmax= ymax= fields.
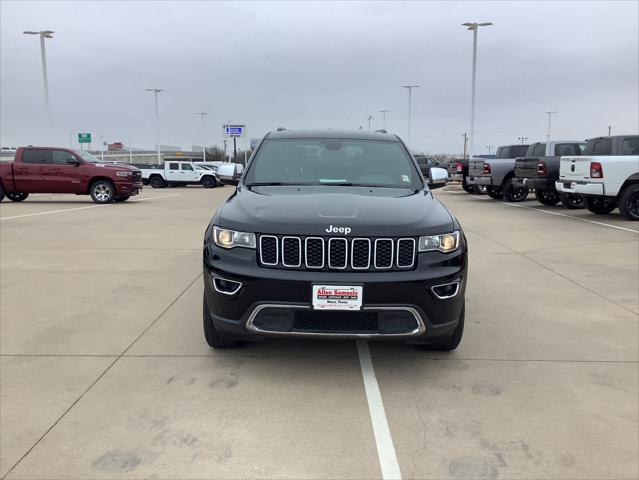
xmin=1 ymin=186 xmax=637 ymax=480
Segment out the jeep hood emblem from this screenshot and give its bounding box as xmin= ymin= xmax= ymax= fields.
xmin=326 ymin=225 xmax=352 ymax=235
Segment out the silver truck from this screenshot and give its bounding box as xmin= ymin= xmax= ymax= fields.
xmin=467 ymin=144 xmax=531 ymax=201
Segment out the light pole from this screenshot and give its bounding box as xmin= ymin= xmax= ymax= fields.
xmin=128 ymin=140 xmax=133 ymax=164
xmin=367 ymin=115 xmax=374 ymax=131
xmin=379 ymin=110 xmax=389 ymax=130
xmin=69 ymin=130 xmax=76 ymax=148
xmin=518 ymin=137 xmax=528 ymax=144
xmin=146 ymin=88 xmax=163 ymax=165
xmin=195 ymin=112 xmax=208 ymax=161
xmin=545 ymin=111 xmax=556 ymax=154
xmin=99 ymin=135 xmax=105 ymax=160
xmin=462 ymin=21 xmax=493 ymax=159
xmin=23 ymin=30 xmax=54 ymax=129
xmin=462 ymin=132 xmax=468 ymax=158
xmin=486 ymin=145 xmax=494 ymax=155
xmin=402 ymin=85 xmax=419 ymax=147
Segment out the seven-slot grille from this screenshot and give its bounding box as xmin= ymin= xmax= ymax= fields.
xmin=259 ymin=235 xmax=416 ymax=271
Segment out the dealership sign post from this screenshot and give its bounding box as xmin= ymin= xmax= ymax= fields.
xmin=223 ymin=124 xmax=246 ymax=163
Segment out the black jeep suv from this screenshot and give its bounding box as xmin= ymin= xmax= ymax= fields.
xmin=202 ymin=130 xmax=468 ymax=349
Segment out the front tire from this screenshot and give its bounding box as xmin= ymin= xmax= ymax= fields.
xmin=201 ymin=176 xmax=217 ymax=188
xmin=6 ymin=192 xmax=29 ymax=202
xmin=618 ymin=184 xmax=639 ymax=220
xmin=503 ymin=178 xmax=528 ymax=202
xmin=203 ymin=295 xmax=241 ymax=348
xmin=423 ymin=303 xmax=465 ymax=351
xmin=585 ymin=196 xmax=617 ymax=215
xmin=535 ymin=189 xmax=560 ymax=206
xmin=560 ymin=193 xmax=584 ymax=209
xmin=90 ymin=180 xmax=115 ymax=204
xmin=0 ymin=183 xmax=5 ymax=201
xmin=487 ymin=186 xmax=503 ymax=200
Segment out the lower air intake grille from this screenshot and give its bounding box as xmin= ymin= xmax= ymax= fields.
xmin=294 ymin=310 xmax=378 ymax=333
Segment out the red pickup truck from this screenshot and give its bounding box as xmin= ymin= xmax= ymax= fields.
xmin=0 ymin=147 xmax=142 ymax=203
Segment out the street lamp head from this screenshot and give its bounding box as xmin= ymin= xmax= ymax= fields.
xmin=23 ymin=30 xmax=54 ymax=37
xmin=462 ymin=22 xmax=493 ymax=30
xmin=23 ymin=31 xmax=39 ymax=35
xmin=146 ymin=88 xmax=163 ymax=93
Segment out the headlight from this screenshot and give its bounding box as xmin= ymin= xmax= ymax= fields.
xmin=418 ymin=231 xmax=460 ymax=253
xmin=116 ymin=171 xmax=132 ymax=177
xmin=213 ymin=226 xmax=256 ymax=249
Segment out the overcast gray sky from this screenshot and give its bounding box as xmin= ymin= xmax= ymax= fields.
xmin=1 ymin=0 xmax=637 ymax=154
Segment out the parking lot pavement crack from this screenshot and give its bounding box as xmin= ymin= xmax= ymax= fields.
xmin=469 ymin=230 xmax=639 ymax=317
xmin=0 ymin=272 xmax=202 ymax=480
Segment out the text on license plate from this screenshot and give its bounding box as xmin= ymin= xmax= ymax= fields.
xmin=312 ymin=285 xmax=363 ymax=311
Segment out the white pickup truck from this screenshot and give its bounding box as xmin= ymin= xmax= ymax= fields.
xmin=556 ymin=135 xmax=639 ymax=220
xmin=140 ymin=161 xmax=219 ymax=188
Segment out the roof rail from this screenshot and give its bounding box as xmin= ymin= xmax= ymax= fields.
xmin=276 ymin=127 xmax=287 ymax=132
xmin=375 ymin=129 xmax=387 ymax=134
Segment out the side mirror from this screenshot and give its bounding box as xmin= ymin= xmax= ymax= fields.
xmin=216 ymin=163 xmax=239 ymax=186
xmin=66 ymin=158 xmax=81 ymax=166
xmin=428 ymin=167 xmax=448 ymax=189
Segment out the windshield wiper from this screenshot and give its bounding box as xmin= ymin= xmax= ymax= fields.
xmin=245 ymin=182 xmax=318 ymax=187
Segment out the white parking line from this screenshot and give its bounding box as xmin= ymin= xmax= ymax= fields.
xmin=357 ymin=340 xmax=402 ymax=480
xmin=0 ymin=194 xmax=180 ymax=220
xmin=469 ymin=195 xmax=639 ymax=234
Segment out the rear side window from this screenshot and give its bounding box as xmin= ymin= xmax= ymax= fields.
xmin=182 ymin=163 xmax=193 ymax=171
xmin=52 ymin=150 xmax=77 ymax=164
xmin=622 ymin=137 xmax=639 ymax=155
xmin=592 ymin=139 xmax=612 ymax=155
xmin=169 ymin=163 xmax=179 ymax=170
xmin=531 ymin=144 xmax=546 ymax=157
xmin=21 ymin=149 xmax=51 ymax=164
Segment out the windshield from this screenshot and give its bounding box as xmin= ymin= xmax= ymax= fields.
xmin=74 ymin=150 xmax=102 ymax=163
xmin=243 ymin=138 xmax=422 ymax=189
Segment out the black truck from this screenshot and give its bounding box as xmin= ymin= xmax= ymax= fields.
xmin=513 ymin=141 xmax=586 ymax=208
xmin=202 ymin=130 xmax=468 ymax=350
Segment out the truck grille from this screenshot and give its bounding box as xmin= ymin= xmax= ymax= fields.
xmin=258 ymin=235 xmax=416 ymax=271
xmin=132 ymin=171 xmax=142 ymax=182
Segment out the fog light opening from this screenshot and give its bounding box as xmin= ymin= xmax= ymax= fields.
xmin=213 ymin=277 xmax=243 ymax=295
xmin=431 ymin=281 xmax=460 ymax=299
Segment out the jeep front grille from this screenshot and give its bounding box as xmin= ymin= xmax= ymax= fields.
xmin=258 ymin=235 xmax=416 ymax=271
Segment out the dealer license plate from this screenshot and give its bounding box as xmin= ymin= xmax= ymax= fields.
xmin=312 ymin=285 xmax=363 ymax=311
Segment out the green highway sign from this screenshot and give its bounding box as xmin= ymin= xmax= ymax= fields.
xmin=78 ymin=133 xmax=92 ymax=144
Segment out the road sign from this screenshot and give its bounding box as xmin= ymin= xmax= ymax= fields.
xmin=78 ymin=133 xmax=92 ymax=144
xmin=223 ymin=124 xmax=246 ymax=138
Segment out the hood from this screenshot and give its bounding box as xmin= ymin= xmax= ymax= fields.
xmin=93 ymin=163 xmax=140 ymax=172
xmin=218 ymin=186 xmax=454 ymax=236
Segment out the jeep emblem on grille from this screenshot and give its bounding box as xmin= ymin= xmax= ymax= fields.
xmin=326 ymin=225 xmax=352 ymax=235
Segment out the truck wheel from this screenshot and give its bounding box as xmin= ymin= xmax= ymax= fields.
xmin=618 ymin=185 xmax=639 ymax=220
xmin=203 ymin=295 xmax=241 ymax=348
xmin=422 ymin=303 xmax=465 ymax=351
xmin=535 ymin=189 xmax=560 ymax=206
xmin=6 ymin=192 xmax=29 ymax=202
xmin=560 ymin=193 xmax=584 ymax=209
xmin=503 ymin=178 xmax=528 ymax=202
xmin=0 ymin=183 xmax=5 ymax=201
xmin=90 ymin=180 xmax=115 ymax=204
xmin=114 ymin=195 xmax=130 ymax=202
xmin=585 ymin=196 xmax=617 ymax=215
xmin=201 ymin=176 xmax=217 ymax=188
xmin=487 ymin=187 xmax=503 ymax=200
xmin=149 ymin=175 xmax=166 ymax=188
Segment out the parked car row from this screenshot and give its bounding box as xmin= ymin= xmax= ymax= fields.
xmin=450 ymin=135 xmax=639 ymax=220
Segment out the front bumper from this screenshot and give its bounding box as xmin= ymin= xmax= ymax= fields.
xmin=203 ymin=243 xmax=467 ymax=342
xmin=466 ymin=176 xmax=493 ymax=186
xmin=513 ymin=178 xmax=554 ymax=190
xmin=114 ymin=181 xmax=143 ymax=196
xmin=555 ymin=180 xmax=604 ymax=196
